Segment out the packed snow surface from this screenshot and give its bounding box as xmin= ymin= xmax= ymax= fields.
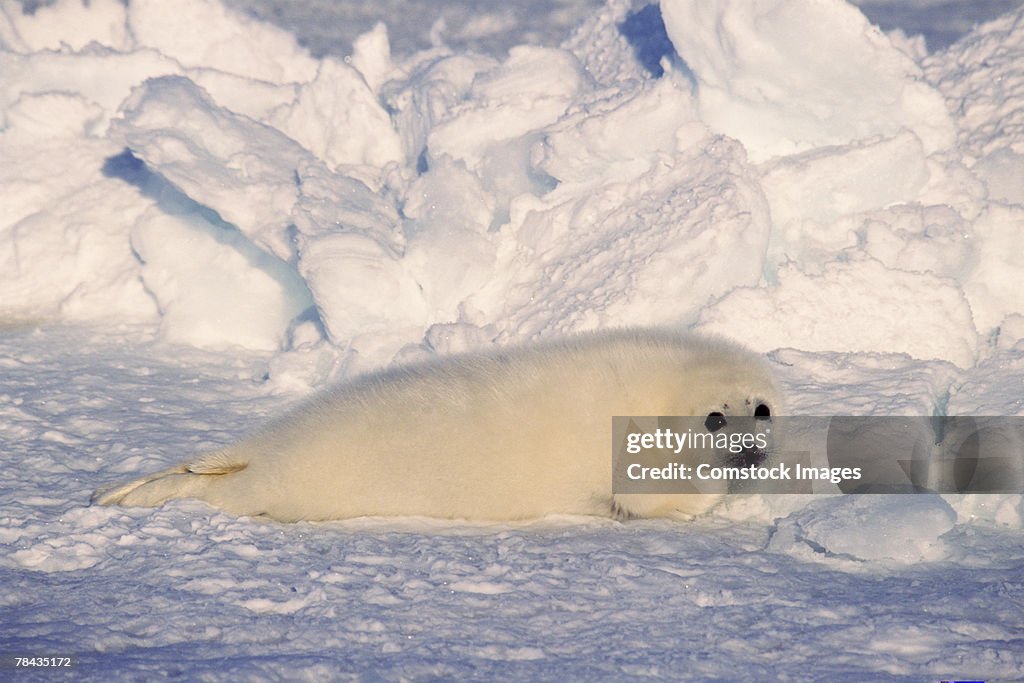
xmin=1 ymin=0 xmax=1023 ymax=679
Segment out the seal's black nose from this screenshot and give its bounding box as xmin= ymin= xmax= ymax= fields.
xmin=732 ymin=446 xmax=768 ymax=468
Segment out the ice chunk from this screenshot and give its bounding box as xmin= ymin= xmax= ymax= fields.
xmin=131 ymin=208 xmax=313 ymax=351
xmin=187 ymin=68 xmax=299 ymax=123
xmin=0 ymin=0 xmax=130 ymax=53
xmin=486 ymin=134 xmax=770 ymax=338
xmin=269 ymin=57 xmax=403 ymax=171
xmin=111 ymin=76 xmax=413 ymax=353
xmin=0 ymin=48 xmax=183 ymax=135
xmin=384 ymin=52 xmax=498 ymax=165
xmin=972 ymin=148 xmax=1024 ymax=204
xmin=857 ymin=204 xmax=972 ymax=282
xmin=761 ymin=132 xmax=930 ymax=248
xmin=427 ymin=46 xmax=587 ymax=171
xmin=0 ymin=96 xmax=155 ymax=323
xmin=770 ymin=348 xmax=960 ymax=416
xmin=697 ymin=257 xmax=978 ymax=367
xmin=947 ymin=494 xmax=1023 ymax=528
xmin=537 ymin=74 xmax=701 ymax=190
xmin=113 ymin=75 xmax=315 ymax=261
xmin=562 ymin=0 xmax=664 ymax=86
xmin=127 ymin=0 xmax=317 ymax=84
xmin=350 ymin=22 xmax=394 ymax=94
xmin=0 ymin=178 xmax=156 ymax=323
xmin=767 ymin=495 xmax=957 ymax=564
xmin=401 ymin=157 xmax=497 ymax=320
xmin=962 ymin=204 xmax=1024 ymax=334
xmin=923 ymin=4 xmax=1024 ymax=162
xmin=948 ymin=348 xmax=1024 ymax=416
xmin=660 ymin=0 xmax=955 ymax=161
xmin=297 ymin=232 xmax=428 ymax=351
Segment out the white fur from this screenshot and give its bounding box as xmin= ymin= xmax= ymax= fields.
xmin=93 ymin=328 xmax=782 ymax=522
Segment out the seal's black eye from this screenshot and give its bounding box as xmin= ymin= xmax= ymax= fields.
xmin=754 ymin=403 xmax=771 ymax=419
xmin=705 ymin=412 xmax=726 ymax=432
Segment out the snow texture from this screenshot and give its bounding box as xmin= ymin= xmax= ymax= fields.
xmin=1 ymin=0 xmax=1023 ymax=679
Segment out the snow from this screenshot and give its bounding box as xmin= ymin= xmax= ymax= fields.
xmin=2 ymin=0 xmax=1024 ymax=679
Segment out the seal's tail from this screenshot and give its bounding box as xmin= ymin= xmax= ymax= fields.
xmin=91 ymin=451 xmax=247 ymax=508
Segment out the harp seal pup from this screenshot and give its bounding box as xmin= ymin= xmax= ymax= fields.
xmin=92 ymin=328 xmax=781 ymax=522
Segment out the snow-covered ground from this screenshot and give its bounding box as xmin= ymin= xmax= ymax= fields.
xmin=1 ymin=0 xmax=1023 ymax=679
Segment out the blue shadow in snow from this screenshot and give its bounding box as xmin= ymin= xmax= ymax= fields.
xmin=618 ymin=3 xmax=694 ymax=83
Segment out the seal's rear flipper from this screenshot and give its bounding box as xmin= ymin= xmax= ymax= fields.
xmin=91 ymin=451 xmax=247 ymax=508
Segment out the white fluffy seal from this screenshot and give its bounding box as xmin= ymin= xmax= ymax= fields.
xmin=93 ymin=328 xmax=782 ymax=522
